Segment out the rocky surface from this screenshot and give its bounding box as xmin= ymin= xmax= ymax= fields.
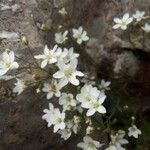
xmin=0 ymin=0 xmax=150 ymax=150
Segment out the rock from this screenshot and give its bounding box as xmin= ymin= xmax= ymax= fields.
xmin=113 ymin=51 xmax=140 ymax=77
xmin=0 ymin=31 xmax=20 ymax=41
xmin=0 ymin=4 xmax=11 ymax=11
xmin=11 ymin=4 xmax=21 ymax=12
xmin=53 ymin=0 xmax=71 ymax=8
xmin=86 ymin=38 xmax=107 ymax=64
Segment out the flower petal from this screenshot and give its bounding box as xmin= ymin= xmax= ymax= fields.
xmin=53 ymin=71 xmax=64 ymax=78
xmin=41 ymin=60 xmax=48 ymax=68
xmin=97 ymin=105 xmax=106 ymax=114
xmin=86 ymin=108 xmax=96 ymax=116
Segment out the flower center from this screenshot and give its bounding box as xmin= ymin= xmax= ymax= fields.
xmin=66 ymin=96 xmax=71 ymax=102
xmin=64 ymin=68 xmax=73 ymax=77
xmin=5 ymin=62 xmax=11 ymax=69
xmin=88 ymin=142 xmax=95 ymax=148
xmin=46 ymin=54 xmax=52 ymax=60
xmin=57 ymin=118 xmax=63 ymax=124
xmin=92 ymin=101 xmax=99 ymax=109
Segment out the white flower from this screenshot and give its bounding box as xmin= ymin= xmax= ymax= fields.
xmin=55 ymin=30 xmax=68 ymax=44
xmin=58 ymin=128 xmax=72 ymax=140
xmin=13 ymin=78 xmax=26 ymax=95
xmin=142 ymin=23 xmax=150 ymax=33
xmin=58 ymin=7 xmax=68 ymax=16
xmin=42 ymin=103 xmax=66 ymax=133
xmin=63 ymin=47 xmax=79 ymax=63
xmin=128 ymin=125 xmax=141 ymax=138
xmin=34 ymin=45 xmax=61 ymax=68
xmin=77 ymin=136 xmax=103 ymax=150
xmin=42 ymin=80 xmax=61 ymax=99
xmin=58 ymin=120 xmax=73 ymax=140
xmin=99 ymin=79 xmax=111 ymax=91
xmin=133 ymin=10 xmax=145 ymax=22
xmin=59 ymin=93 xmax=76 ymax=111
xmin=36 ymin=88 xmax=40 ymax=93
xmin=107 ymin=130 xmax=128 ymax=150
xmin=113 ymin=13 xmax=133 ymax=30
xmin=42 ymin=103 xmax=55 ymax=127
xmin=53 ymin=59 xmax=84 ymax=87
xmin=72 ymin=26 xmax=89 ymax=44
xmin=76 ymin=84 xmax=106 ymax=116
xmin=0 ymin=51 xmax=19 ymax=76
xmin=76 ymin=85 xmax=99 ymax=108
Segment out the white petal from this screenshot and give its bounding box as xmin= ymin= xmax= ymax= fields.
xmin=47 ymin=93 xmax=53 ymax=99
xmin=126 ymin=17 xmax=133 ymax=24
xmin=113 ymin=24 xmax=121 ymax=29
xmin=77 ymin=143 xmax=85 ymax=149
xmin=2 ymin=52 xmax=9 ymax=62
xmin=49 ymin=58 xmax=57 ymax=64
xmin=34 ymin=55 xmax=44 ymax=59
xmin=74 ymin=71 xmax=84 ymax=77
xmin=11 ymin=62 xmax=19 ymax=69
xmin=83 ymin=36 xmax=89 ymax=41
xmin=53 ymin=45 xmax=58 ymax=52
xmin=70 ymin=76 xmax=79 ymax=86
xmin=54 ymin=125 xmax=60 ymax=133
xmin=41 ymin=60 xmax=48 ymax=68
xmin=55 ymin=91 xmax=61 ymax=97
xmin=53 ymin=71 xmax=64 ymax=78
xmin=9 ymin=51 xmax=15 ymax=63
xmin=86 ymin=108 xmax=96 ymax=116
xmin=97 ymin=105 xmax=106 ymax=114
xmin=114 ymin=18 xmax=122 ymax=24
xmin=0 ymin=69 xmax=7 ymax=76
xmin=98 ymin=95 xmax=106 ymax=104
xmin=122 ymin=13 xmax=129 ymax=22
xmin=121 ymin=25 xmax=127 ymax=30
xmin=44 ymin=45 xmax=50 ymax=55
xmin=59 ymin=78 xmax=68 ymax=87
xmin=77 ymin=39 xmax=82 ymax=44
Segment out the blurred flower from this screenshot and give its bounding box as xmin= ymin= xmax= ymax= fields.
xmin=113 ymin=13 xmax=133 ymax=30
xmin=77 ymin=136 xmax=103 ymax=150
xmin=58 ymin=128 xmax=72 ymax=140
xmin=72 ymin=26 xmax=89 ymax=44
xmin=133 ymin=10 xmax=145 ymax=22
xmin=42 ymin=103 xmax=66 ymax=133
xmin=142 ymin=23 xmax=150 ymax=32
xmin=106 ymin=130 xmax=128 ymax=150
xmin=58 ymin=7 xmax=68 ymax=17
xmin=99 ymin=79 xmax=111 ymax=91
xmin=58 ymin=120 xmax=73 ymax=140
xmin=0 ymin=51 xmax=19 ymax=76
xmin=128 ymin=125 xmax=141 ymax=138
xmin=63 ymin=47 xmax=79 ymax=63
xmin=13 ymin=78 xmax=26 ymax=95
xmin=55 ymin=30 xmax=68 ymax=44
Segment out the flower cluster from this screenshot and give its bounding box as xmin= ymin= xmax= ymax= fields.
xmin=113 ymin=10 xmax=150 ymax=33
xmin=0 ymin=7 xmax=143 ymax=150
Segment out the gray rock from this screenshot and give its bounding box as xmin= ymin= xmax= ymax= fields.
xmin=0 ymin=31 xmax=20 ymax=41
